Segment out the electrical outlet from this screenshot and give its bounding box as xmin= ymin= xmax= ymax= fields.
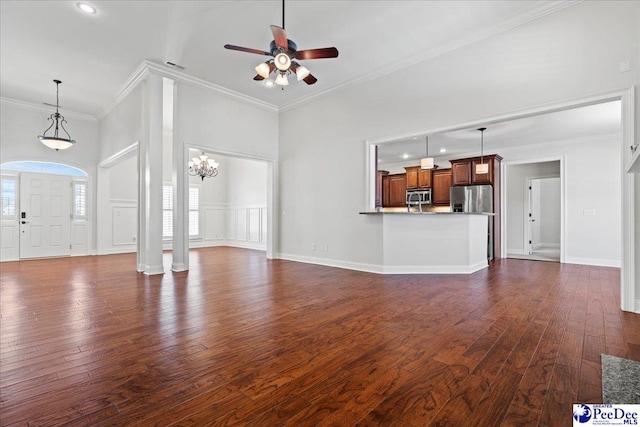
xmin=620 ymin=59 xmax=630 ymax=73
xmin=311 ymin=243 xmax=316 ymax=251
xmin=583 ymin=209 xmax=596 ymax=216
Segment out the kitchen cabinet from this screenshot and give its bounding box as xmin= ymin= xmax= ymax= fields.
xmin=383 ymin=173 xmax=407 ymax=207
xmin=405 ymin=166 xmax=432 ymax=189
xmin=418 ymin=168 xmax=432 ymax=188
xmin=451 ymin=154 xmax=502 ymax=186
xmin=451 ymin=162 xmax=472 ymax=186
xmin=405 ymin=166 xmax=419 ymax=189
xmin=376 ymin=170 xmax=389 ymax=207
xmin=432 ymin=168 xmax=452 ymax=205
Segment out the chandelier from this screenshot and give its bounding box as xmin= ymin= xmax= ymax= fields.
xmin=38 ymin=79 xmax=76 ymax=151
xmin=188 ymin=152 xmax=219 ymax=180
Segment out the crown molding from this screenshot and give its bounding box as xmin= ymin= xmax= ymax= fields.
xmin=280 ymin=0 xmax=582 ymax=112
xmin=0 ymin=97 xmax=98 ymax=122
xmin=97 ymin=60 xmax=278 ymax=122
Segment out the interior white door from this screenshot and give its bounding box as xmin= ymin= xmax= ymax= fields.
xmin=19 ymin=172 xmax=71 ymax=259
xmin=529 ymin=179 xmax=541 ymax=253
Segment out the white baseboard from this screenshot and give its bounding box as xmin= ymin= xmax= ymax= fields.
xmin=563 ymin=256 xmax=621 ymax=268
xmin=382 ymin=260 xmax=487 ymax=275
xmin=507 ymin=249 xmax=527 ymax=256
xmin=97 ymin=247 xmax=137 ymax=255
xmin=277 ymin=254 xmax=487 ymax=275
xmin=277 ymin=253 xmax=383 ymax=274
xmin=634 ymin=299 xmax=640 ymax=314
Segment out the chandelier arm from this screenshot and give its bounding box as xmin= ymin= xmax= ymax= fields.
xmin=59 ymin=117 xmax=72 ymax=140
xmin=41 ymin=115 xmax=56 ymax=137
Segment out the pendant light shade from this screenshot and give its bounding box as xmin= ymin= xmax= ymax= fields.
xmin=476 ymin=127 xmax=488 ymax=174
xmin=38 ymin=80 xmax=76 ymax=151
xmin=420 ymin=136 xmax=434 ymax=170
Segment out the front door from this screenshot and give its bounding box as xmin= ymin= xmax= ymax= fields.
xmin=19 ymin=172 xmax=71 ymax=259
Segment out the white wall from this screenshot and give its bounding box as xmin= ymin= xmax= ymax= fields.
xmin=278 ymin=1 xmax=638 ymax=273
xmin=98 ymin=85 xmax=143 ymax=163
xmin=0 ymin=101 xmax=100 ymax=173
xmin=176 ymin=83 xmax=278 ymax=161
xmin=505 ymin=161 xmax=560 ymax=255
xmin=96 ymin=83 xmax=143 ymax=254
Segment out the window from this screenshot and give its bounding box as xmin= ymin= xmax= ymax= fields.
xmin=189 ymin=186 xmax=199 ymax=236
xmin=163 ymin=184 xmax=173 ymax=238
xmin=162 ymin=184 xmax=200 ymax=239
xmin=74 ymin=181 xmax=87 ymax=219
xmin=1 ymin=176 xmax=17 ymax=217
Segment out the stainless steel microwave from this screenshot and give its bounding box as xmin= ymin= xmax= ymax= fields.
xmin=406 ymin=189 xmax=432 ymax=206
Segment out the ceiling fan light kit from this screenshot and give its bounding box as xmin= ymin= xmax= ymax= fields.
xmin=223 ymin=0 xmax=338 ymax=87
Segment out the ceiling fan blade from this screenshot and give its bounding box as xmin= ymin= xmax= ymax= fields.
xmin=302 ymin=73 xmax=318 ymax=85
xmin=270 ymin=25 xmax=288 ymax=51
xmin=253 ymin=74 xmax=265 ymax=81
xmin=224 ymin=44 xmax=271 ymax=56
xmin=294 ymin=47 xmax=339 ymax=60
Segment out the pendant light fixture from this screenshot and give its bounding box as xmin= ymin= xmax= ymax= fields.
xmin=188 ymin=152 xmax=219 ymax=180
xmin=38 ymin=80 xmax=76 ymax=151
xmin=476 ymin=127 xmax=489 ymax=174
xmin=420 ymin=135 xmax=434 ymax=170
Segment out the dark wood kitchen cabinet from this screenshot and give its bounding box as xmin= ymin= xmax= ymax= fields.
xmin=375 ymin=170 xmax=389 ymax=207
xmin=451 ymin=161 xmax=472 ymax=186
xmin=405 ymin=166 xmax=419 ymax=189
xmin=405 ymin=166 xmax=432 ymax=189
xmin=432 ymin=168 xmax=452 ymax=205
xmin=451 ymin=154 xmax=502 ymax=186
xmin=383 ymin=173 xmax=407 ymax=207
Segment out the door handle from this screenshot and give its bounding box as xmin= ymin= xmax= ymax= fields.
xmin=21 ymin=221 xmax=29 ymax=224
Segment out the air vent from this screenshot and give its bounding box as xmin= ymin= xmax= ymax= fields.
xmin=164 ymin=60 xmax=185 ymax=70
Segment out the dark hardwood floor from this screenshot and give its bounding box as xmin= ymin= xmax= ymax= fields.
xmin=1 ymin=247 xmax=638 ymax=426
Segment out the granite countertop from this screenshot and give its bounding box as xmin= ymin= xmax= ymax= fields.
xmin=359 ymin=211 xmax=495 ymax=216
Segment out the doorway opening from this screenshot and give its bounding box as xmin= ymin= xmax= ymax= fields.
xmin=0 ymin=161 xmax=89 ymax=261
xmin=505 ymin=160 xmax=561 ymax=263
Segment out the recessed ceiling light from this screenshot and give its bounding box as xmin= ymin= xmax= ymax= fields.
xmin=264 ymin=80 xmax=274 ymax=87
xmin=402 ymin=153 xmax=409 ymax=159
xmin=77 ymin=2 xmax=97 ymax=14
xmin=440 ymin=148 xmax=447 ymax=153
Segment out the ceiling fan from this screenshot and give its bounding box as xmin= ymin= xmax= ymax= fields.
xmin=223 ymin=0 xmax=339 ymax=86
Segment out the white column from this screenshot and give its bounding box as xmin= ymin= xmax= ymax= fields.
xmin=138 ymin=73 xmax=165 ymax=275
xmin=171 ymin=79 xmax=189 ymax=271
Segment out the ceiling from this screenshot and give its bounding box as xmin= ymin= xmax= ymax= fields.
xmin=0 ymin=0 xmax=578 ymax=117
xmin=377 ymin=100 xmax=622 ymax=166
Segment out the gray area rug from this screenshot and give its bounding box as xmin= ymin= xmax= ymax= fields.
xmin=601 ymin=354 xmax=640 ymax=404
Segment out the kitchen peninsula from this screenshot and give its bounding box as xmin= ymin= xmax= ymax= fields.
xmin=364 ymin=153 xmax=501 ymax=274
xmin=361 ymin=211 xmax=492 ymax=274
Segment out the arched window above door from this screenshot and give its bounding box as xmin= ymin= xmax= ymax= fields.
xmin=0 ymin=161 xmax=87 ymax=177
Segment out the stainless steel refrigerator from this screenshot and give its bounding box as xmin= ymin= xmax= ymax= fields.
xmin=450 ymin=184 xmax=494 ymax=260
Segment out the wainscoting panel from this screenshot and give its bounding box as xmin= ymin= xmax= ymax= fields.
xmin=236 ymin=209 xmax=248 ymax=242
xmin=112 ymin=206 xmax=137 ymax=246
xmin=249 ymin=208 xmax=260 ymax=243
xmin=261 ymin=208 xmax=267 ymax=243
xmin=0 ymin=222 xmax=19 ymax=261
xmin=226 ymin=209 xmax=236 ymax=240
